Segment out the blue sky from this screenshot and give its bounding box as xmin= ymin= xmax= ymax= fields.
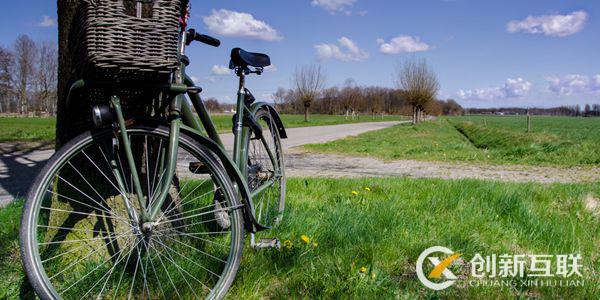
xmin=1 ymin=0 xmax=599 ymax=108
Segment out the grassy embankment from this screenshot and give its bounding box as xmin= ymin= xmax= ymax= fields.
xmin=0 ymin=114 xmax=403 ymax=143
xmin=303 ymin=116 xmax=600 ymax=166
xmin=1 ymin=178 xmax=598 ymax=298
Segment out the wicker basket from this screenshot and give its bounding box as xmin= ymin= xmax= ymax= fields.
xmin=76 ymin=0 xmax=187 ymax=81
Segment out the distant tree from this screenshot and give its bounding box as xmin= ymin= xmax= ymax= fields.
xmin=583 ymin=104 xmax=591 ymax=117
xmin=13 ymin=34 xmax=38 ymax=115
xmin=0 ymin=46 xmax=13 ymax=113
xmin=340 ymin=79 xmax=361 ymax=120
xmin=293 ymin=64 xmax=325 ymax=122
xmin=319 ymin=86 xmax=340 ymax=114
xmin=441 ymin=99 xmax=463 ymax=116
xmin=593 ymin=104 xmax=600 ymax=117
xmin=272 ymin=87 xmax=287 ymax=112
xmin=396 ymin=58 xmax=439 ymax=124
xmin=36 ymin=41 xmax=58 ymax=115
xmin=204 ymin=97 xmax=221 ymax=113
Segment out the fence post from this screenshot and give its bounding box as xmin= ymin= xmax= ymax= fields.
xmin=527 ymin=110 xmax=531 ymax=133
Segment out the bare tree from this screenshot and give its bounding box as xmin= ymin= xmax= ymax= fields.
xmin=36 ymin=41 xmax=58 ymax=115
xmin=293 ymin=64 xmax=325 ymax=122
xmin=13 ymin=34 xmax=38 ymax=115
xmin=0 ymin=46 xmax=13 ymax=113
xmin=204 ymin=97 xmax=222 ymax=113
xmin=272 ymin=87 xmax=287 ymax=112
xmin=396 ymin=58 xmax=439 ymax=124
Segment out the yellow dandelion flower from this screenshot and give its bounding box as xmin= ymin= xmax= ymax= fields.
xmin=351 ymin=190 xmax=359 ymax=196
xmin=283 ymin=239 xmax=293 ymax=250
xmin=364 ymin=187 xmax=371 ymax=192
xmin=300 ymin=235 xmax=310 ymax=244
xmin=313 ymin=242 xmax=318 ymax=247
xmin=359 ymin=266 xmax=367 ymax=273
xmin=371 ymin=272 xmax=377 ymax=279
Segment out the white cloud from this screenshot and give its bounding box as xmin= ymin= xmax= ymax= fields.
xmin=203 ymin=9 xmax=282 ymax=41
xmin=457 ymin=78 xmax=532 ymax=101
xmin=357 ymin=10 xmax=368 ymax=17
xmin=311 ymin=0 xmax=356 ymax=13
xmin=211 ymin=65 xmax=231 ymax=75
xmin=315 ymin=37 xmax=369 ymax=62
xmin=507 ymin=10 xmax=587 ymax=37
xmin=377 ymin=35 xmax=430 ymax=54
xmin=206 ymin=76 xmax=217 ymax=83
xmin=265 ymin=64 xmax=278 ymax=73
xmin=546 ymin=74 xmax=600 ymax=95
xmin=38 ymin=16 xmax=55 ymax=27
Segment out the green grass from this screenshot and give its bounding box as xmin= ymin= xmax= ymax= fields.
xmin=0 ymin=117 xmax=56 ymax=142
xmin=303 ymin=116 xmax=600 ymax=166
xmin=1 ymin=178 xmax=598 ymax=298
xmin=0 ymin=114 xmax=402 ymax=143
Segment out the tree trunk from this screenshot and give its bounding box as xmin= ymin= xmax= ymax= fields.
xmin=56 ymin=0 xmax=84 ymax=148
xmin=304 ymin=106 xmax=309 ymax=122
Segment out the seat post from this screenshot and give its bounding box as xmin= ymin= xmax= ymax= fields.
xmin=233 ymin=67 xmax=248 ymax=172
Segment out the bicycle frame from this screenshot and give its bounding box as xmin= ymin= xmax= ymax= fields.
xmin=65 ymin=58 xmax=282 ymax=231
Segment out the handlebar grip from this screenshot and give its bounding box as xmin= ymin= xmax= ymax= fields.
xmin=186 ymin=29 xmax=220 ymax=47
xmin=195 ymin=34 xmax=221 ymax=47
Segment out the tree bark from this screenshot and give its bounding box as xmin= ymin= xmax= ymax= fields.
xmin=56 ymin=0 xmax=84 ymax=148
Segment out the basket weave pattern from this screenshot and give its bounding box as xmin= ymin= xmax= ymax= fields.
xmin=76 ymin=0 xmax=185 ymax=80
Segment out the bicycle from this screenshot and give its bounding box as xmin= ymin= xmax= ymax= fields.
xmin=19 ymin=3 xmax=286 ymax=299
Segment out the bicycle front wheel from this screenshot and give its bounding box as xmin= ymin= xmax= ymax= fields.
xmin=20 ymin=125 xmax=244 ymax=299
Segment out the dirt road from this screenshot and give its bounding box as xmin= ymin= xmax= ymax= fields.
xmin=285 ymin=150 xmax=600 ymax=184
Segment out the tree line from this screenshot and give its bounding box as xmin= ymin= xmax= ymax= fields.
xmin=466 ymin=104 xmax=600 ymax=117
xmin=272 ymin=59 xmax=463 ymax=123
xmin=0 ymin=34 xmax=58 ymax=116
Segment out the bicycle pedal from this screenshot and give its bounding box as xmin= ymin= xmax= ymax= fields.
xmin=252 ymin=238 xmax=281 ymax=250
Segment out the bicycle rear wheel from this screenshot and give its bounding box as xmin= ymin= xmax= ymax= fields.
xmin=245 ymin=107 xmax=286 ymax=228
xmin=20 ymin=125 xmax=244 ymax=299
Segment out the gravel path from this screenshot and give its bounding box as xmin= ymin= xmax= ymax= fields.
xmin=285 ymin=150 xmax=600 ymax=183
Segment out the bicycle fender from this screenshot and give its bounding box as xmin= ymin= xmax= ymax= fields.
xmin=249 ymin=102 xmax=288 ymax=139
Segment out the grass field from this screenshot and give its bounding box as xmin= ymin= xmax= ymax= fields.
xmin=303 ymin=116 xmax=600 ymax=166
xmin=1 ymin=178 xmax=598 ymax=298
xmin=0 ymin=114 xmax=402 ymax=143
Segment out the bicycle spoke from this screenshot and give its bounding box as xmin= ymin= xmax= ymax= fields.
xmin=80 ymin=236 xmax=137 ymax=298
xmin=44 ymin=188 xmax=130 ymax=226
xmin=60 ymin=236 xmax=141 ymax=295
xmin=150 ymin=237 xmax=182 ymax=300
xmin=161 ymin=234 xmax=226 ymax=264
xmin=84 ymin=149 xmax=128 ymax=199
xmin=93 ymin=238 xmax=137 ymax=299
xmin=153 ymin=235 xmax=201 ymax=298
xmin=155 ymin=203 xmax=243 ymax=225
